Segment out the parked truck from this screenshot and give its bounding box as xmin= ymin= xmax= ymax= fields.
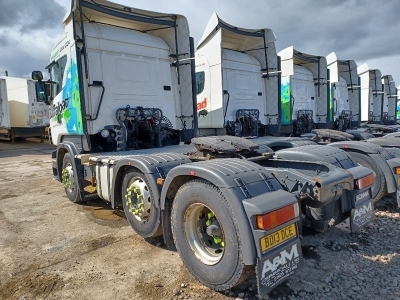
xmin=381 ymin=75 xmax=398 ymax=125
xmin=37 ymin=1 xmax=379 ymax=297
xmin=194 ymin=13 xmax=400 ymax=204
xmin=0 ymin=76 xmax=50 ymax=142
xmin=0 ymin=78 xmax=10 ymax=131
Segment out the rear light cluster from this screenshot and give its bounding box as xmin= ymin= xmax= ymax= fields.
xmin=394 ymin=167 xmax=400 ymax=175
xmin=256 ymin=203 xmax=299 ymax=231
xmin=355 ymin=173 xmax=374 ymax=189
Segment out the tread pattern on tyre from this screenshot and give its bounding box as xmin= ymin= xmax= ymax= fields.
xmin=171 ymin=179 xmax=253 ymax=291
xmin=122 ymin=169 xmax=162 ymax=238
xmin=62 ymin=153 xmax=82 ymax=203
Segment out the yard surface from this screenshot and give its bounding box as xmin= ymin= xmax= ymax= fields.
xmin=0 ymin=139 xmax=399 ymax=300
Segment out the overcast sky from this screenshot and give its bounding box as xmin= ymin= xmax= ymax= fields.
xmin=1 ymin=0 xmax=399 ymax=86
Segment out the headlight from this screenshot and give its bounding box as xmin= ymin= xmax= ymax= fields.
xmin=100 ymin=129 xmax=110 ymax=138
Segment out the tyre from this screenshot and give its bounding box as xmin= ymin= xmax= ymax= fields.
xmin=61 ymin=153 xmax=82 ymax=203
xmin=171 ymin=179 xmax=252 ymax=291
xmin=122 ymin=169 xmax=162 ymax=238
xmin=345 ymin=151 xmax=387 ymax=202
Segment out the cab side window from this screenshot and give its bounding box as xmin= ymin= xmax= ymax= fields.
xmin=49 ymin=55 xmax=68 ymax=98
xmin=196 ymin=71 xmax=205 ymax=95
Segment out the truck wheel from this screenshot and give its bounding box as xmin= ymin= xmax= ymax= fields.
xmin=61 ymin=153 xmax=82 ymax=203
xmin=346 ymin=151 xmax=387 ymax=202
xmin=171 ymin=179 xmax=252 ymax=291
xmin=122 ymin=169 xmax=162 ymax=238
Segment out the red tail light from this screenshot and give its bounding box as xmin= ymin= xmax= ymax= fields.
xmin=355 ymin=173 xmax=374 ymax=189
xmin=256 ymin=203 xmax=299 ymax=231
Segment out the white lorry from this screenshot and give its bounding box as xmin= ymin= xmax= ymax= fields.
xmin=278 ymin=46 xmax=333 ymax=135
xmin=381 ymin=75 xmax=397 ymax=125
xmin=0 ymin=76 xmax=49 ymax=142
xmin=36 ymin=1 xmax=380 ymax=297
xmin=194 ymin=14 xmax=400 ymax=204
xmin=326 ymin=52 xmax=361 ymax=131
xmin=358 ymin=64 xmax=384 ymax=124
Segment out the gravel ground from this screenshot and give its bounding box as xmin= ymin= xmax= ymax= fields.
xmin=0 ymin=140 xmax=399 ymax=300
xmin=217 ymin=197 xmax=400 ymax=300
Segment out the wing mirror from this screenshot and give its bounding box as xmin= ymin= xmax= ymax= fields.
xmin=32 ymin=71 xmax=43 ymax=81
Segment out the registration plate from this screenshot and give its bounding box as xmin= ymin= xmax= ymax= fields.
xmin=260 ymin=223 xmax=297 ymax=252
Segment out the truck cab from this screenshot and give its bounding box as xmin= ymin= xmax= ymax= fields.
xmin=358 ymin=64 xmax=383 ymax=124
xmin=38 ymin=0 xmax=196 ymax=151
xmin=326 ymin=52 xmax=361 ymax=130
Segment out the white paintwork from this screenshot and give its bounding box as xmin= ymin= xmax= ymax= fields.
xmin=0 ymin=77 xmax=49 ymax=128
xmin=196 ymin=12 xmax=278 ymax=129
xmin=382 ymin=75 xmax=397 ymax=121
xmin=333 ymin=76 xmax=350 ymax=117
xmin=289 ymin=65 xmax=316 ymax=120
xmin=0 ymin=78 xmax=10 ymax=128
xmin=326 ymin=52 xmax=359 ymax=121
xmin=279 ymin=46 xmax=329 ymax=124
xmin=83 ymin=23 xmax=180 ymax=133
xmin=49 ymin=0 xmax=193 ymax=145
xmin=358 ymin=63 xmax=383 ymax=122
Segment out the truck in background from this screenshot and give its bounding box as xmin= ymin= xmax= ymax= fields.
xmin=326 ymin=52 xmax=361 ymax=131
xmin=381 ymin=75 xmax=397 ymax=125
xmin=0 ymin=76 xmax=49 ymax=142
xmin=0 ymin=78 xmax=10 ymax=131
xmin=33 ymin=1 xmax=379 ymax=297
xmin=194 ymin=14 xmax=400 ymax=204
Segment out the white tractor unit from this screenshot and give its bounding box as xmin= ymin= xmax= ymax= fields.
xmin=326 ymin=52 xmax=361 ymax=131
xmin=33 ymin=1 xmax=389 ymax=297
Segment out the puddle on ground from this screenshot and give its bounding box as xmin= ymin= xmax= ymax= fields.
xmin=0 ymin=194 xmax=17 ymax=200
xmin=83 ymin=200 xmax=125 ymax=221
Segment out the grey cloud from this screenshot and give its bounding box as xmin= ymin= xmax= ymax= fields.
xmin=0 ymin=46 xmax=47 ymax=77
xmin=1 ymin=0 xmax=400 ymax=80
xmin=0 ymin=0 xmax=65 ymax=32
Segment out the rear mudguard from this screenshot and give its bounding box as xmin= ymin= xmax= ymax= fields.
xmin=160 ymin=158 xmax=299 ymax=265
xmin=366 ymin=137 xmax=400 ymax=148
xmin=274 ymin=144 xmax=359 ymax=169
xmin=329 ymin=141 xmax=399 ymax=193
xmin=252 ymin=136 xmax=317 ymax=151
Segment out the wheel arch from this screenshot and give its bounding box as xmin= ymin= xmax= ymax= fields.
xmin=56 ymin=142 xmax=85 ymax=192
xmin=160 ymin=159 xmax=286 ymax=266
xmin=110 ymin=153 xmax=191 ymax=209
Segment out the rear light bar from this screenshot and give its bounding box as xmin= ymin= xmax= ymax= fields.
xmin=355 ymin=173 xmax=374 ymax=189
xmin=256 ymin=203 xmax=299 ymax=231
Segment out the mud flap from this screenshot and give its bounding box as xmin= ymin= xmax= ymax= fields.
xmin=350 ymin=192 xmax=375 ymax=232
xmin=256 ymin=240 xmax=303 ymax=299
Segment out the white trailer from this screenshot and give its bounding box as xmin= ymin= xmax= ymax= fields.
xmin=0 ymin=78 xmax=10 ymax=129
xmin=0 ymin=76 xmax=50 ymax=141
